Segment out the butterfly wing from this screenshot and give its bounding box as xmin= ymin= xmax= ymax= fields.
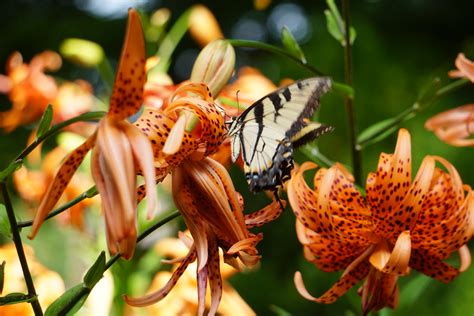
xmin=228 ymin=77 xmax=332 ymax=192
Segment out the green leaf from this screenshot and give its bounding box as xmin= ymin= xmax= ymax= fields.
xmin=0 ymin=293 xmax=36 ymax=306
xmin=83 ymin=251 xmax=105 ymax=289
xmin=0 ymin=205 xmax=11 ymax=237
xmin=37 ymin=104 xmax=53 ymax=139
xmin=0 ymin=261 xmax=5 ymax=294
xmin=332 ymin=82 xmax=355 ymax=98
xmin=325 ymin=0 xmax=356 ymax=46
xmin=324 ymin=9 xmax=344 ymax=43
xmin=0 ymin=159 xmax=23 ymax=182
xmin=45 ymin=284 xmax=89 ymax=316
xmin=280 ymin=26 xmax=306 ymax=63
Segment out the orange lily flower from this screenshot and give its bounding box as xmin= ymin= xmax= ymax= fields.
xmin=425 ymin=103 xmax=474 ymax=147
xmin=14 ymin=146 xmax=94 ymax=230
xmin=189 ymin=5 xmax=224 ymax=47
xmin=288 ymin=129 xmax=473 ymax=314
xmin=129 ymin=234 xmax=256 ymax=316
xmin=29 ymin=9 xmax=157 ymax=260
xmin=448 ymin=53 xmax=474 ymax=82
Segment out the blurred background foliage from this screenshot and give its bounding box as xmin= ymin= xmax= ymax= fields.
xmin=0 ymin=0 xmax=473 ymax=315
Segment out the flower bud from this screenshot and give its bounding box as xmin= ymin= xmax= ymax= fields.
xmin=60 ymin=38 xmax=105 ymax=68
xmin=191 ymin=40 xmax=235 ymax=97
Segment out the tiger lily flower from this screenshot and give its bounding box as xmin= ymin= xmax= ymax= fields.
xmin=289 ymin=129 xmax=473 ymax=314
xmin=125 ymin=155 xmax=282 ymax=315
xmin=425 ymin=103 xmax=474 ymax=147
xmin=126 ymin=48 xmax=282 ymax=314
xmin=29 ymin=9 xmax=157 ymax=260
xmin=448 ymin=53 xmax=474 ymax=82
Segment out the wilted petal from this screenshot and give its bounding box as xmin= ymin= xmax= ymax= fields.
xmin=108 ymin=9 xmax=146 ymax=120
xmin=29 ymin=133 xmax=97 ymax=239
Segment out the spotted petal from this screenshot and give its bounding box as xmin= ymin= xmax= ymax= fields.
xmin=108 ymin=9 xmax=146 ymax=120
xmin=29 ymin=132 xmax=97 ymax=239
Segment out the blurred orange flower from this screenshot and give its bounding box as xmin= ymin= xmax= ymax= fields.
xmin=448 ymin=53 xmax=474 ymax=82
xmin=425 ymin=103 xmax=474 ymax=147
xmin=189 ymin=5 xmax=224 ymax=47
xmin=0 ymin=51 xmax=94 ymax=132
xmin=14 ymin=142 xmax=95 ymax=230
xmin=289 ymin=129 xmax=473 ymax=314
xmin=29 ymin=9 xmax=157 ymax=260
xmin=0 ymin=244 xmax=64 ymax=316
xmin=130 ymin=235 xmax=255 ymax=316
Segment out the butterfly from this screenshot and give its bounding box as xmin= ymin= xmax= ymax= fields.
xmin=227 ymin=77 xmax=334 ymax=193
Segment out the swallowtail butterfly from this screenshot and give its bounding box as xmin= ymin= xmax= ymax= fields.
xmin=227 ymin=77 xmax=333 ymax=193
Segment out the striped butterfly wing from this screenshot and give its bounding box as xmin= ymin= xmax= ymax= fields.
xmin=228 ymin=77 xmax=333 ymax=192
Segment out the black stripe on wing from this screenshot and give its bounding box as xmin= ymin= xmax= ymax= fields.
xmin=286 ymin=78 xmax=332 ymax=139
xmin=291 ymin=124 xmax=335 ymax=148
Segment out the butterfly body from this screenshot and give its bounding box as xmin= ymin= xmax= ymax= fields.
xmin=228 ymin=77 xmax=333 ymax=193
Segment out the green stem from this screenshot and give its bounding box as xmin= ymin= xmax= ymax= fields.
xmin=1 ymin=182 xmax=43 ymax=315
xmin=341 ymin=0 xmax=362 ymax=184
xmin=17 ymin=186 xmax=98 ymax=228
xmin=227 ymin=39 xmax=324 ymax=76
xmin=104 ymin=210 xmax=180 ymax=270
xmin=357 ymin=78 xmax=469 ymax=148
xmin=300 ymin=146 xmax=334 ymax=168
xmin=150 ymin=9 xmax=191 ymax=75
xmin=15 ymin=111 xmax=105 ymax=162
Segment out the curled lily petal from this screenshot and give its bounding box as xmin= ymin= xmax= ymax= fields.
xmin=448 ymin=53 xmax=474 ymax=82
xmin=162 ymin=113 xmax=187 ymax=155
xmin=295 ymin=260 xmax=371 ymax=304
xmin=244 ymin=199 xmax=284 ymax=228
xmin=381 ymin=231 xmax=411 ymax=275
xmin=29 ymin=132 xmax=97 ymax=239
xmin=458 ymin=245 xmax=471 ymax=272
xmin=125 ymin=248 xmax=197 ymax=306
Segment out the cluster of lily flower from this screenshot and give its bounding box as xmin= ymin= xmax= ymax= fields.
xmin=0 ymin=6 xmax=473 ymax=316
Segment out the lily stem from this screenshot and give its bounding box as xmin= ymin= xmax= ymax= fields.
xmin=14 ymin=111 xmax=105 ymax=162
xmin=104 ymin=210 xmax=181 ymax=270
xmin=341 ymin=0 xmax=362 ymax=184
xmin=17 ymin=186 xmax=98 ymax=228
xmin=1 ymin=182 xmax=43 ymax=315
